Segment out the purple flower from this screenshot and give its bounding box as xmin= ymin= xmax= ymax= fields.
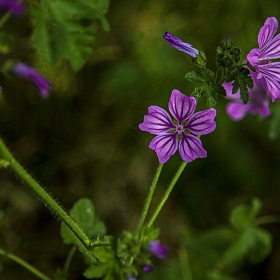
xmin=139 ymin=90 xmax=216 ymax=163
xmin=148 ymin=241 xmax=168 ymax=259
xmin=127 ymin=276 xmax=136 ymax=280
xmin=224 ymin=68 xmax=270 ymax=120
xmin=143 ymin=264 xmax=154 ymax=273
xmin=247 ymin=17 xmax=280 ymax=101
xmin=12 ymin=63 xmax=52 ymax=98
xmin=163 ymin=32 xmax=199 ymax=58
xmin=0 ymin=0 xmax=25 ymax=16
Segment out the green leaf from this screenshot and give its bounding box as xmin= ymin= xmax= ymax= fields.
xmin=200 ymin=84 xmax=218 ymax=108
xmin=60 ymin=198 xmax=106 ymax=247
xmin=185 ymin=70 xmax=207 ymax=85
xmin=31 ymin=0 xmax=110 ymax=71
xmin=230 ymin=198 xmax=262 ymax=231
xmin=211 ymin=83 xmax=227 ymax=97
xmin=83 ymin=260 xmax=115 ymax=279
xmin=223 ymin=227 xmax=272 ymax=268
xmin=226 ymin=67 xmax=253 ymax=104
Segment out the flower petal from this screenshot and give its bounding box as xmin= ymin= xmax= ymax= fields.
xmin=258 ymin=17 xmax=278 ymax=49
xmin=260 ymin=33 xmax=280 ymax=59
xmin=226 ymin=102 xmax=252 ymax=120
xmin=168 ymin=89 xmax=196 ymax=123
xmin=163 ymin=32 xmax=199 ymax=57
xmin=12 ymin=63 xmax=52 ymax=98
xmin=139 ymin=106 xmax=175 ymax=135
xmin=179 ymin=134 xmax=207 ymax=162
xmin=186 ymin=108 xmax=216 ymax=135
xmin=149 ymin=133 xmax=178 ymax=163
xmin=247 ymin=48 xmax=260 ymax=67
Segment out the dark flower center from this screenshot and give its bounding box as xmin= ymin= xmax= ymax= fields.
xmin=176 ymin=124 xmax=184 ymax=133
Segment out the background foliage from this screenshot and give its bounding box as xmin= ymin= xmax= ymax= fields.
xmin=1 ymin=0 xmax=280 ymax=279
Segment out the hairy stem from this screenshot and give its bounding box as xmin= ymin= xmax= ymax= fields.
xmin=0 ymin=137 xmax=92 ymax=249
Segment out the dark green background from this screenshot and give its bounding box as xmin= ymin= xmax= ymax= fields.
xmin=1 ymin=0 xmax=280 ymax=279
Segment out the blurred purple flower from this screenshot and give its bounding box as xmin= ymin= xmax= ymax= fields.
xmin=12 ymin=63 xmax=52 ymax=98
xmin=127 ymin=276 xmax=136 ymax=280
xmin=148 ymin=241 xmax=168 ymax=259
xmin=139 ymin=89 xmax=216 ymax=163
xmin=247 ymin=17 xmax=280 ymax=101
xmin=143 ymin=264 xmax=154 ymax=273
xmin=0 ymin=0 xmax=25 ymax=16
xmin=163 ymin=32 xmax=199 ymax=58
xmin=224 ymin=68 xmax=270 ymax=121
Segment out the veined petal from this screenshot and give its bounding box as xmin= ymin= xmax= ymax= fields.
xmin=186 ymin=109 xmax=216 ymax=135
xmin=149 ymin=133 xmax=178 ymax=163
xmin=179 ymin=134 xmax=207 ymax=162
xmin=168 ymin=89 xmax=196 ymax=123
xmin=258 ymin=17 xmax=278 ymax=49
xmin=261 ymin=73 xmax=280 ymax=100
xmin=260 ymin=33 xmax=280 ymax=59
xmin=139 ymin=106 xmax=175 ymax=135
xmin=247 ymin=48 xmax=260 ymax=67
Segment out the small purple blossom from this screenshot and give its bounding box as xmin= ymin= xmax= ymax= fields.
xmin=139 ymin=90 xmax=216 ymax=163
xmin=223 ymin=68 xmax=270 ymax=120
xmin=143 ymin=264 xmax=154 ymax=273
xmin=0 ymin=0 xmax=25 ymax=16
xmin=163 ymin=32 xmax=199 ymax=58
xmin=127 ymin=276 xmax=136 ymax=280
xmin=247 ymin=17 xmax=280 ymax=101
xmin=12 ymin=63 xmax=52 ymax=98
xmin=148 ymin=241 xmax=168 ymax=259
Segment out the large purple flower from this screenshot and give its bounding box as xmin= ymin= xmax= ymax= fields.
xmin=139 ymin=90 xmax=216 ymax=163
xmin=163 ymin=32 xmax=199 ymax=58
xmin=223 ymin=68 xmax=270 ymax=120
xmin=0 ymin=0 xmax=25 ymax=16
xmin=247 ymin=17 xmax=280 ymax=101
xmin=12 ymin=63 xmax=52 ymax=98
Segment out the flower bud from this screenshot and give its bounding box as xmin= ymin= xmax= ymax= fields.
xmin=221 ymin=36 xmax=233 ymax=50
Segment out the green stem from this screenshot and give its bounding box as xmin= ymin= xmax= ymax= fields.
xmin=0 ymin=137 xmax=91 ymax=250
xmin=147 ymin=161 xmax=187 ymax=228
xmin=63 ymin=246 xmax=77 ymax=274
xmin=0 ymin=247 xmax=51 ymax=280
xmin=137 ymin=163 xmax=163 ymax=232
xmin=255 ymin=215 xmax=280 ymax=226
xmin=0 ymin=12 xmax=11 ymax=30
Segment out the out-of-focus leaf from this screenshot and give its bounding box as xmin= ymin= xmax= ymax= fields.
xmin=230 ymin=198 xmax=262 ymax=231
xmin=31 ymin=0 xmax=110 ymax=71
xmin=269 ymin=103 xmax=280 ymax=139
xmin=222 ymin=227 xmax=272 ymax=268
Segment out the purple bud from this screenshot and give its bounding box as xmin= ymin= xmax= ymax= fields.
xmin=12 ymin=63 xmax=52 ymax=98
xmin=149 ymin=241 xmax=168 ymax=259
xmin=143 ymin=264 xmax=154 ymax=273
xmin=0 ymin=0 xmax=25 ymax=17
xmin=163 ymin=32 xmax=199 ymax=57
